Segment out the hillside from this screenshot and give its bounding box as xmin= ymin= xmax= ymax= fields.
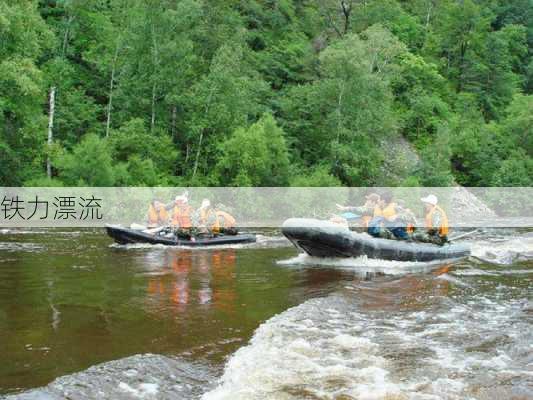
xmin=1 ymin=0 xmax=532 ymax=186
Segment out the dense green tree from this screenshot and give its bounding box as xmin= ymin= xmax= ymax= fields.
xmin=491 ymin=151 xmax=533 ymax=186
xmin=108 ymin=118 xmax=177 ymax=177
xmin=498 ymin=94 xmax=533 ymax=156
xmin=281 ymin=25 xmax=405 ymax=185
xmin=215 ymin=114 xmax=290 ymax=186
xmin=415 ymin=125 xmax=454 ymax=186
xmin=290 ymin=165 xmax=342 ymax=187
xmin=392 ymin=53 xmax=450 ymax=143
xmin=55 ymin=134 xmax=115 ymax=186
xmin=0 ymin=0 xmax=530 ymax=188
xmin=186 ymin=38 xmax=269 ymax=178
xmin=0 ymin=0 xmax=54 ymax=185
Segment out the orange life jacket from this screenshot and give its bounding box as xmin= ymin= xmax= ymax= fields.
xmin=216 ymin=211 xmax=236 ymax=228
xmin=172 ymin=204 xmax=192 ymax=228
xmin=148 ymin=204 xmax=168 ymax=226
xmin=425 ymin=205 xmax=449 ymax=236
xmin=407 ymin=223 xmax=415 ymax=234
xmin=196 ymin=207 xmax=218 ymax=231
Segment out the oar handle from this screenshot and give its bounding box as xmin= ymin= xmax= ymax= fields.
xmin=449 ymin=229 xmax=479 ymax=242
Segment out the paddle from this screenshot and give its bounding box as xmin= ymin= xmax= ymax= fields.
xmin=340 ymin=212 xmax=361 ymax=221
xmin=143 ymin=225 xmax=168 ymax=235
xmin=334 ymin=204 xmax=362 ymax=222
xmin=448 ymin=229 xmax=479 ymax=242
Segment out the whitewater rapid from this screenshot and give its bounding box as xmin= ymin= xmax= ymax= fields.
xmin=203 ymin=277 xmax=531 ymax=399
xmin=203 ymin=232 xmax=532 ymax=400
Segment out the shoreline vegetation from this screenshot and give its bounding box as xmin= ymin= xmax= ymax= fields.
xmin=1 ymin=0 xmax=532 ymax=188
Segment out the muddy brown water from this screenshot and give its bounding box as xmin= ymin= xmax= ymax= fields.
xmin=0 ymin=229 xmax=531 ymax=399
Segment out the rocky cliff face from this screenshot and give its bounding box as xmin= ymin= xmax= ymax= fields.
xmin=451 ymin=186 xmax=496 ymax=220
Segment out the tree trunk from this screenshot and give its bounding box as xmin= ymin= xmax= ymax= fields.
xmin=105 ymin=42 xmax=121 ymax=138
xmin=150 ymin=23 xmax=159 ymax=134
xmin=151 ymin=82 xmax=157 ymax=133
xmin=192 ymin=87 xmax=216 ymax=178
xmin=334 ymin=81 xmax=345 ymax=164
xmin=171 ymin=105 xmax=177 ymax=140
xmin=341 ymin=0 xmax=352 ymax=35
xmin=192 ymin=131 xmax=203 ymax=178
xmin=62 ymin=15 xmax=74 ymax=57
xmin=425 ymin=1 xmax=433 ymax=28
xmin=47 ymin=86 xmax=56 ymax=179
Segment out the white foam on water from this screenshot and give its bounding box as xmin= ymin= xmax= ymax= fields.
xmin=203 ymin=287 xmax=532 ymax=400
xmin=436 ymin=273 xmax=470 ymax=287
xmin=0 ymin=229 xmax=86 ymax=235
xmin=498 ymin=269 xmax=533 ymax=275
xmin=277 ymin=253 xmax=454 ymax=276
xmin=471 ymin=233 xmax=533 ymax=265
xmin=0 ymin=242 xmax=45 ymax=252
xmin=451 ymin=268 xmax=499 ymax=276
xmin=118 ymin=382 xmax=159 ymax=398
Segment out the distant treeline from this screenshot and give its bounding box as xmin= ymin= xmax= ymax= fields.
xmin=1 ymin=0 xmax=532 ymax=187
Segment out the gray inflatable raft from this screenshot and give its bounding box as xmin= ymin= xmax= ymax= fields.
xmin=282 ymin=218 xmax=470 ymax=262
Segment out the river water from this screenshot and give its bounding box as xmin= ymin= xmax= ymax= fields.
xmin=0 ymin=228 xmax=531 ymax=399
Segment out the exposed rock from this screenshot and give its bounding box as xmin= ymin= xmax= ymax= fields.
xmin=451 ymin=186 xmax=496 ymax=220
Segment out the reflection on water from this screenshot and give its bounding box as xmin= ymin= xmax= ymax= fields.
xmin=0 ymin=229 xmax=531 ymax=399
xmin=0 ymin=231 xmax=338 ymax=394
xmin=145 ymin=250 xmax=238 ymax=312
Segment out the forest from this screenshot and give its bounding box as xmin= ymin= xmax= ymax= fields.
xmin=1 ymin=0 xmax=532 ymax=187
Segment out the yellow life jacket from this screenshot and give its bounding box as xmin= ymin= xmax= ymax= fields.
xmin=425 ymin=205 xmax=449 ymax=236
xmin=373 ymin=205 xmax=383 ymax=217
xmin=382 ymin=202 xmax=397 ymax=220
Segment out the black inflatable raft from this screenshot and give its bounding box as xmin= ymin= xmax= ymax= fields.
xmin=106 ymin=225 xmax=256 ymax=246
xmin=282 ymin=218 xmax=470 ymax=262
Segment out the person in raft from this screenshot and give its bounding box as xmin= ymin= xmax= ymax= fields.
xmin=170 ymin=193 xmax=194 ymax=239
xmin=366 ymin=192 xmax=412 ymax=240
xmin=337 ymin=193 xmax=418 ymax=241
xmin=335 ymin=192 xmax=381 ymax=228
xmin=194 ymin=199 xmax=238 ymax=237
xmin=411 ymin=194 xmax=449 ymax=245
xmin=214 ymin=205 xmax=238 ymax=235
xmin=146 ymin=200 xmax=169 ymax=228
xmin=396 ymin=199 xmax=417 ymax=236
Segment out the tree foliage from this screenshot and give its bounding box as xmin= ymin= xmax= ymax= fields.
xmin=0 ymin=0 xmax=530 ymax=187
xmin=216 ymin=113 xmax=290 ymax=186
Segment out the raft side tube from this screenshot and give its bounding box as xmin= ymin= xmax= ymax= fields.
xmin=282 ymin=218 xmax=470 ymax=261
xmin=106 ymin=225 xmax=256 ymax=246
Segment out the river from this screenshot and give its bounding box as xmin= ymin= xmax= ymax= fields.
xmin=0 ymin=228 xmax=531 ymax=399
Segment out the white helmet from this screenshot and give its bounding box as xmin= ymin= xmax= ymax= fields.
xmin=420 ymin=194 xmax=438 ymax=206
xmin=175 ymin=195 xmax=188 ymax=204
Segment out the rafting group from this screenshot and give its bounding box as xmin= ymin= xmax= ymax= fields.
xmin=145 ymin=192 xmax=238 ymax=240
xmin=282 ymin=192 xmax=470 ymax=261
xmin=333 ymin=191 xmax=449 ymax=245
xmin=106 ymin=189 xmax=470 ymax=262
